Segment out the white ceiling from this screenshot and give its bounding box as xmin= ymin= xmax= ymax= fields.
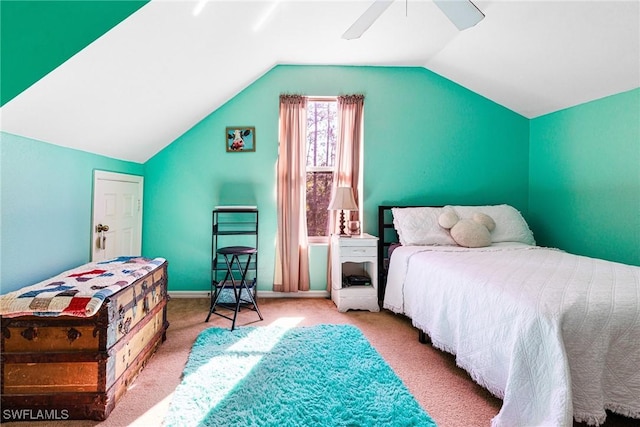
xmin=1 ymin=0 xmax=638 ymax=163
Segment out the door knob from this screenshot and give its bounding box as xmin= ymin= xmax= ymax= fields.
xmin=96 ymin=224 xmax=110 ymax=232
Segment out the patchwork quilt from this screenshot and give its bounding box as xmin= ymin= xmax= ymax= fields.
xmin=0 ymin=256 xmax=166 ymax=318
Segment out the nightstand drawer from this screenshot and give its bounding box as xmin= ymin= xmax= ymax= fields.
xmin=339 ymin=237 xmax=376 ymax=247
xmin=341 ymin=246 xmax=376 ymax=257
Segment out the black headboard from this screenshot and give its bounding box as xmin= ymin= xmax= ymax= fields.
xmin=377 ymin=206 xmax=397 ymax=283
xmin=377 ymin=205 xmax=397 ymax=303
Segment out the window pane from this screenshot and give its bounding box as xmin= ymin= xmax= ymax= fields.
xmin=306 ymin=101 xmax=337 ymax=168
xmin=306 ymin=171 xmax=333 ymax=237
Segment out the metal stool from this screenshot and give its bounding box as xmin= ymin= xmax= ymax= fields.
xmin=206 ymin=246 xmax=263 ymax=330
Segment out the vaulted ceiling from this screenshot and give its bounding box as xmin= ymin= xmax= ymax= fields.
xmin=1 ymin=0 xmax=638 ymax=163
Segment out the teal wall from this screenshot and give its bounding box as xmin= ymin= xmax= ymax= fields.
xmin=143 ymin=65 xmax=530 ymax=292
xmin=0 ymin=132 xmax=144 ymax=293
xmin=529 ymin=88 xmax=640 ymax=266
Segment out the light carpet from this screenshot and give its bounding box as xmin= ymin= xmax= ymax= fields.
xmin=163 ymin=324 xmax=437 ymax=426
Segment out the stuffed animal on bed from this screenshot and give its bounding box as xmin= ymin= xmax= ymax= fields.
xmin=438 ymin=209 xmax=496 ymax=248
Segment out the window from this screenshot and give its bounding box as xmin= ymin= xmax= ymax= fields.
xmin=305 ymin=98 xmax=337 ymax=238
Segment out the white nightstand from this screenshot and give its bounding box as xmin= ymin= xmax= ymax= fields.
xmin=330 ymin=233 xmax=379 ymax=312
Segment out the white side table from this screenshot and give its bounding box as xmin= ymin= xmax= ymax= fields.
xmin=330 ymin=233 xmax=379 ymax=312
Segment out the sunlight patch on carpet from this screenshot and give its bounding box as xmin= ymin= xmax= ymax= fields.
xmin=163 ymin=324 xmax=437 ymax=427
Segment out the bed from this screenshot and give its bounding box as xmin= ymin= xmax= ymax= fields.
xmin=0 ymin=256 xmax=169 ymax=422
xmin=378 ymin=205 xmax=640 ymax=427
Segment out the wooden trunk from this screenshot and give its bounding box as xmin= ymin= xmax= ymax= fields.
xmin=1 ymin=261 xmax=169 ymax=422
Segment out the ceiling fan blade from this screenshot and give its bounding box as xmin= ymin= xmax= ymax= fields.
xmin=342 ymin=0 xmax=395 ymax=40
xmin=433 ymin=0 xmax=484 ymax=31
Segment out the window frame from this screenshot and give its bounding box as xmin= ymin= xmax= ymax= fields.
xmin=305 ymin=96 xmax=338 ymax=243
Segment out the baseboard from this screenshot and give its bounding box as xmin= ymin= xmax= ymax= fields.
xmin=169 ymin=290 xmax=330 ymax=299
xmin=259 ymin=290 xmax=330 ymax=298
xmin=169 ymin=291 xmax=210 ymax=298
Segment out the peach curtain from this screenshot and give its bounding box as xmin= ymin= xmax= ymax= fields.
xmin=327 ymin=95 xmax=364 ymax=291
xmin=329 ymin=94 xmax=365 ymax=234
xmin=274 ymin=95 xmax=310 ymax=292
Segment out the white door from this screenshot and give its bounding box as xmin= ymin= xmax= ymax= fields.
xmin=92 ymin=171 xmax=143 ymax=261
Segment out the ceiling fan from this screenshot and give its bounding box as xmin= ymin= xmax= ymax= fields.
xmin=342 ymin=0 xmax=485 ymax=40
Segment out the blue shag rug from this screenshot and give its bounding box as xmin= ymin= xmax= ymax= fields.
xmin=163 ymin=324 xmax=436 ymax=427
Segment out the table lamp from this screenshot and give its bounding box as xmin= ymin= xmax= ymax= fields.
xmin=328 ymin=186 xmax=358 ymax=236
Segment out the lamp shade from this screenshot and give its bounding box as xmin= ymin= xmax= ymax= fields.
xmin=328 ymin=187 xmax=357 ymax=211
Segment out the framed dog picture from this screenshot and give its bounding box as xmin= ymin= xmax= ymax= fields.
xmin=226 ymin=127 xmax=255 ymax=152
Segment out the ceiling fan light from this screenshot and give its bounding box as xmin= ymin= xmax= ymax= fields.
xmin=433 ymin=0 xmax=485 ymax=31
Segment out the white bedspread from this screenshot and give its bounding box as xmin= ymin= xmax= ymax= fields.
xmin=384 ymin=244 xmax=640 ymax=427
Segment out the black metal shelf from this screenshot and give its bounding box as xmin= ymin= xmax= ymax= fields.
xmin=213 ymin=230 xmax=258 ymax=236
xmin=207 ymin=206 xmax=262 ymax=329
xmin=211 ymin=208 xmax=259 ymax=298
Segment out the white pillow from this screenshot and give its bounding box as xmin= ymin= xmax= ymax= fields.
xmin=392 ymin=207 xmax=456 ymax=246
xmin=446 ymin=204 xmax=535 ymax=245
